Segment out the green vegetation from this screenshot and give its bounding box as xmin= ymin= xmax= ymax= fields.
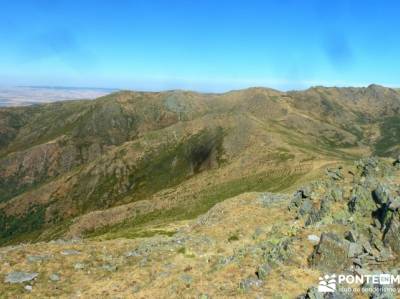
xmin=177 ymin=247 xmax=186 ymax=254
xmin=87 ymin=171 xmax=304 ymax=240
xmin=272 ymin=121 xmax=359 ymax=160
xmin=75 ymin=127 xmax=225 ymax=212
xmin=0 ymin=204 xmax=46 ymax=244
xmin=374 ymin=116 xmax=400 ymax=156
xmin=228 ymin=232 xmax=240 ymax=242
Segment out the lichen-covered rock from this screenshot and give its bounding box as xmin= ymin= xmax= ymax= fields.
xmin=4 ymin=272 xmax=38 ymax=284
xmin=299 ymin=199 xmax=314 ymax=216
xmin=348 ymin=184 xmax=376 ymax=215
xmin=60 ymin=249 xmax=81 ymax=256
xmin=258 ymin=192 xmax=288 ymax=206
xmin=372 ymin=183 xmax=391 ymax=205
xmin=264 ymin=237 xmax=294 ymax=266
xmin=256 ymin=263 xmax=271 ymax=280
xmin=344 ymin=230 xmax=359 ymax=243
xmin=326 ymin=167 xmax=344 ymax=181
xmin=383 ymin=213 xmax=400 ymax=254
xmin=74 ymin=263 xmax=85 ymax=270
xmin=239 ymin=276 xmax=263 ymax=291
xmin=101 ymin=264 xmax=117 ymax=272
xmin=305 ymin=209 xmax=323 ymax=226
xmin=388 ymin=197 xmax=400 ymax=211
xmin=309 ymin=233 xmax=351 ymax=272
xmin=328 ymin=186 xmax=344 ymax=202
xmin=355 ymin=156 xmax=393 ymax=179
xmin=180 ymin=274 xmax=193 ymax=285
xmin=348 ymin=242 xmax=363 ymax=258
xmin=49 ymin=273 xmax=60 ymax=282
xmin=27 ymin=255 xmax=50 ymax=263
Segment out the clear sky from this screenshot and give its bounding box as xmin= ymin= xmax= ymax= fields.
xmin=1 ymin=0 xmax=399 ymax=92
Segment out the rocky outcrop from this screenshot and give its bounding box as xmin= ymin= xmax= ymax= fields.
xmin=307 ymin=157 xmax=400 ymax=275
xmin=309 ymin=232 xmax=352 ymax=272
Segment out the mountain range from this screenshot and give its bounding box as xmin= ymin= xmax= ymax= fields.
xmin=0 ymin=84 xmax=399 ymax=246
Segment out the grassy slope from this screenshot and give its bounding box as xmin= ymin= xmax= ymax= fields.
xmin=87 ymin=170 xmax=304 ymax=240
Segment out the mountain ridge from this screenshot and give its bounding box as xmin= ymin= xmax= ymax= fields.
xmin=0 ymin=85 xmax=399 ymax=245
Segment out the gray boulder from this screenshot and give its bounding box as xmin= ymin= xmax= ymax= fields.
xmin=383 ymin=214 xmax=400 ymax=254
xmin=356 ymin=157 xmax=379 ymax=177
xmin=256 ymin=263 xmax=271 ymax=280
xmin=388 ymin=197 xmax=400 ymax=211
xmin=348 ymin=242 xmax=363 ymax=258
xmin=305 ymin=209 xmax=323 ymax=226
xmin=102 ymin=264 xmax=117 ymax=272
xmin=326 ymin=167 xmax=344 ymax=181
xmin=348 ymin=185 xmax=376 ymax=215
xmin=372 ymin=184 xmax=391 ymax=205
xmin=239 ymin=276 xmax=263 ymax=291
xmin=180 ymin=274 xmax=193 ymax=285
xmin=300 ymin=199 xmax=314 ymax=216
xmin=27 ymin=255 xmax=50 ymax=263
xmin=74 ymin=263 xmax=85 ymax=270
xmin=264 ymin=237 xmax=294 ymax=265
xmin=307 ymin=235 xmax=320 ymax=244
xmin=344 ymin=230 xmax=358 ymax=243
xmin=305 ymin=198 xmax=331 ymax=226
xmin=300 ymin=187 xmax=312 ymax=198
xmin=49 ymin=273 xmax=60 ymax=282
xmin=4 ymin=272 xmax=38 ymax=284
xmin=309 ymin=233 xmax=351 ymax=272
xmin=61 ymin=249 xmax=81 ymax=256
xmin=258 ymin=192 xmax=288 ymax=206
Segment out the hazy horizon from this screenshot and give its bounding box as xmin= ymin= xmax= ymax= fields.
xmin=2 ymin=1 xmax=400 ymax=92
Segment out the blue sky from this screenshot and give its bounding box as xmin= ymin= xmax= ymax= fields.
xmin=0 ymin=0 xmax=399 ymax=91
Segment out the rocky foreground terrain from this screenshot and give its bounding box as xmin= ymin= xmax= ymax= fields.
xmin=0 ymin=156 xmax=399 ymax=298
